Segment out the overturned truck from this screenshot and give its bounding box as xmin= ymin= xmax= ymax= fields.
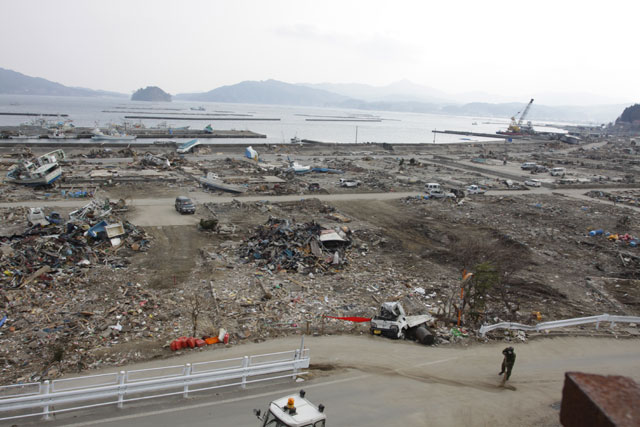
xmin=370 ymin=302 xmax=435 ymax=345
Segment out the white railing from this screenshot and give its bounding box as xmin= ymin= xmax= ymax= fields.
xmin=479 ymin=313 xmax=640 ymax=336
xmin=0 ymin=338 xmax=309 ymax=422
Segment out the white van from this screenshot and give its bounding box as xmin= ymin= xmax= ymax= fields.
xmin=426 ymin=183 xmax=441 ymax=191
xmin=550 ymin=167 xmax=566 ymax=176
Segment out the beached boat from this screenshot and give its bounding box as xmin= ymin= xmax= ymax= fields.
xmin=191 ymin=106 xmax=205 ymax=111
xmin=176 ymin=139 xmax=201 ymax=154
xmin=6 ymin=149 xmax=66 ymax=186
xmin=198 ymin=172 xmax=246 ymax=194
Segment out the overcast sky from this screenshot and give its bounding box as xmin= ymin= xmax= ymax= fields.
xmin=2 ymin=0 xmax=638 ymax=105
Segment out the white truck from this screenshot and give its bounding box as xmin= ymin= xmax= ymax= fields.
xmin=254 ymin=390 xmax=326 ymax=427
xmin=466 ymin=185 xmax=486 ymax=195
xmin=370 ymin=302 xmax=435 ymax=345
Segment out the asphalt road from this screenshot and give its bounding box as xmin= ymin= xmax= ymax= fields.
xmin=16 ymin=335 xmax=640 ymax=427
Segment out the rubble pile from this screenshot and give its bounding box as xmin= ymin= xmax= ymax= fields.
xmin=586 ymin=190 xmax=640 ymax=208
xmin=1 ymin=200 xmax=150 ymax=285
xmin=238 ymin=217 xmax=352 ymax=274
xmin=0 ymin=201 xmax=164 ymax=382
xmin=75 ymin=148 xmax=138 ymax=159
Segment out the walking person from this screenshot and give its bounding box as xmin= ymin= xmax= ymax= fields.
xmin=498 ymin=346 xmax=516 ymax=385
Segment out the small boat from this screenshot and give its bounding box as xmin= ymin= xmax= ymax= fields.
xmin=49 ymin=130 xmax=74 ymax=139
xmin=204 ymin=124 xmax=214 ymax=133
xmin=198 ymin=172 xmax=246 ymax=194
xmin=285 ymin=157 xmax=311 ymax=173
xmin=191 ymin=106 xmax=205 ymax=111
xmin=9 ymin=134 xmax=36 ymax=140
xmin=290 ymin=136 xmax=302 ymax=144
xmin=6 ymin=149 xmax=66 ymax=186
xmin=176 ymin=139 xmax=201 ymax=154
xmin=91 ymin=132 xmax=137 ymax=141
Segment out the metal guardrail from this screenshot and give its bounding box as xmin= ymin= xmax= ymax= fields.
xmin=479 ymin=313 xmax=640 ymax=336
xmin=0 ymin=339 xmax=309 ymax=421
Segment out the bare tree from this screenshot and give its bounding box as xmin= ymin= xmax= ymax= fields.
xmin=449 ymin=234 xmax=530 ymax=325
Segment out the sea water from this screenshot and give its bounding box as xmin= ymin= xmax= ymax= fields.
xmin=0 ymin=95 xmax=568 ymax=145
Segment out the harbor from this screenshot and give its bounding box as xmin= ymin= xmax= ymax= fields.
xmin=0 ymin=125 xmax=266 ymax=141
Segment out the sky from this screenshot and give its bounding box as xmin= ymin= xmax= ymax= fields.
xmin=1 ymin=0 xmax=639 ymax=105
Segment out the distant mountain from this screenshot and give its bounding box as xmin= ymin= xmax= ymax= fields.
xmin=301 ymin=79 xmax=453 ymax=104
xmin=334 ymin=98 xmax=623 ymax=124
xmin=131 ymin=86 xmax=171 ymax=102
xmin=175 ymin=79 xmax=348 ymax=106
xmin=0 ymin=67 xmax=126 ymax=97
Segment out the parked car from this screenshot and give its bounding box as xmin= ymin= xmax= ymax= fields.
xmin=532 ymin=165 xmax=549 ymax=173
xmin=175 ymin=196 xmax=196 ymax=214
xmin=550 ymin=167 xmax=566 ymax=176
xmin=428 ymin=188 xmax=455 ymax=199
xmin=339 ymin=178 xmax=361 ymax=188
xmin=524 ymin=179 xmax=542 ymax=187
xmin=521 ymin=162 xmax=537 ymax=170
xmin=466 ymin=185 xmax=486 ymax=195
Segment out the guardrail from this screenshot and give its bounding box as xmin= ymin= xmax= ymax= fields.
xmin=479 ymin=313 xmax=640 ymax=336
xmin=0 ymin=338 xmax=309 ymax=421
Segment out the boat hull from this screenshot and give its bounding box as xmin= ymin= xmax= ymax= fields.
xmin=6 ymin=168 xmax=62 ymax=186
xmin=91 ymin=135 xmax=137 ymax=141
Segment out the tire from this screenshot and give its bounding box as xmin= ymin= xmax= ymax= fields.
xmin=390 ymin=325 xmax=402 ymax=339
xmin=415 ymin=326 xmax=435 ymax=345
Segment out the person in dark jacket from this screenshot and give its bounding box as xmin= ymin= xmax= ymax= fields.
xmin=499 ymin=346 xmax=516 ymax=383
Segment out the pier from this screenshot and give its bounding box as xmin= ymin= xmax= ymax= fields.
xmin=0 ymin=126 xmax=266 ymax=141
xmin=432 ymin=129 xmax=521 ymax=140
xmin=123 ymin=115 xmax=280 ymax=121
xmin=0 ymin=112 xmax=69 ymax=117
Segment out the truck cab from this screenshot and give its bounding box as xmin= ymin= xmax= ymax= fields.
xmin=370 ymin=302 xmax=435 ymax=345
xmin=254 ymin=390 xmax=326 ymax=427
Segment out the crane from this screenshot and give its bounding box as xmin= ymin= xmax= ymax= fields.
xmin=507 ymin=98 xmax=534 ymax=134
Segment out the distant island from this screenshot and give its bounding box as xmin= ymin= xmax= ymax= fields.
xmin=0 ymin=67 xmax=630 ymax=123
xmin=131 ymin=86 xmax=171 ymax=102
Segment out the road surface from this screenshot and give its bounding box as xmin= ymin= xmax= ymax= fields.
xmin=1 ymin=184 xmax=637 ymax=227
xmin=15 ymin=335 xmax=640 ymax=427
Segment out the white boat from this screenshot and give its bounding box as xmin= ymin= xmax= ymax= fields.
xmin=6 ymin=149 xmax=66 ymax=186
xmin=91 ymin=133 xmax=137 ymax=141
xmin=198 ymin=172 xmax=246 ymax=194
xmin=49 ymin=130 xmax=74 ymax=139
xmin=176 ymin=139 xmax=201 ymax=154
xmin=9 ymin=134 xmax=36 ymax=140
xmin=190 ymin=106 xmax=205 ymax=111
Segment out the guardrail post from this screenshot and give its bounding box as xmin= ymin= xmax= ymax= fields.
xmin=596 ymin=320 xmax=600 ymax=330
xmin=41 ymin=380 xmax=51 ymax=420
xmin=183 ymin=363 xmax=192 ymax=398
xmin=299 ymin=335 xmax=305 ymax=360
xmin=241 ymin=356 xmax=250 ymax=389
xmin=117 ymin=371 xmax=126 ymax=408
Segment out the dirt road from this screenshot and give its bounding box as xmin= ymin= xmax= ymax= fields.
xmin=1 ymin=186 xmax=638 ymax=228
